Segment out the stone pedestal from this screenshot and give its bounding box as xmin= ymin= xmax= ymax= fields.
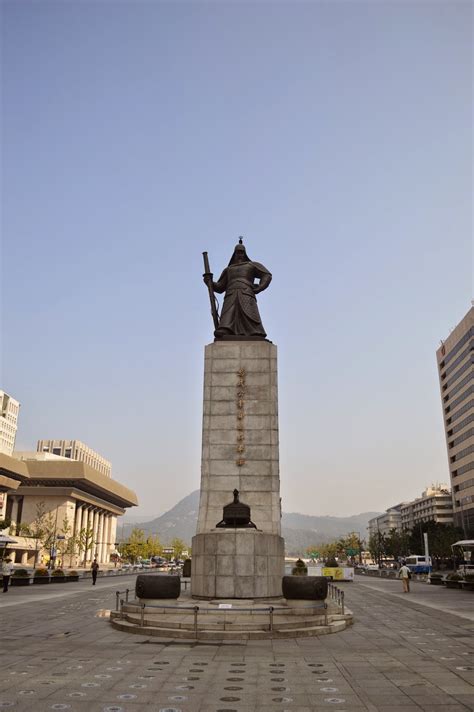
xmin=191 ymin=529 xmax=284 ymax=599
xmin=192 ymin=340 xmax=285 ymax=600
xmin=197 ymin=341 xmax=281 ymax=535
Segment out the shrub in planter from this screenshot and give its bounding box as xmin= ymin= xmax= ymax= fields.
xmin=292 ymin=558 xmax=308 ymax=576
xmin=11 ymin=568 xmax=31 ymax=586
xmin=445 ymin=572 xmax=463 ymax=589
xmin=67 ymin=570 xmax=79 ymax=582
xmin=429 ymin=572 xmax=444 ymax=585
xmin=51 ymin=568 xmax=66 ymax=583
xmin=33 ymin=568 xmax=50 ymax=584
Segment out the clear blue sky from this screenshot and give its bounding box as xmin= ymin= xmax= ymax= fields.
xmin=2 ymin=0 xmax=472 ymax=517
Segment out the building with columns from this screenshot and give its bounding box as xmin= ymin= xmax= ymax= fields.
xmin=0 ymin=452 xmax=137 ymax=566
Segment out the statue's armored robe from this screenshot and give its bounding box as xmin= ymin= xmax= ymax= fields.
xmin=213 ymin=261 xmax=271 ymax=338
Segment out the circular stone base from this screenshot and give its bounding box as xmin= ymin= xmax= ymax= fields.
xmin=136 ymin=598 xmax=181 ymax=605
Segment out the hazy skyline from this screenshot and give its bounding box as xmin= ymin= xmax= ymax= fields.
xmin=2 ymin=1 xmax=472 ymax=518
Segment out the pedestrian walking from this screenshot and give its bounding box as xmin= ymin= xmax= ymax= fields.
xmin=91 ymin=558 xmax=99 ymax=585
xmin=2 ymin=558 xmax=14 ymax=592
xmin=399 ymin=563 xmax=411 ymax=593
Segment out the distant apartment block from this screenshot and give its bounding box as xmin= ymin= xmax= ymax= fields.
xmin=436 ymin=306 xmax=474 ymax=535
xmin=368 ymin=505 xmax=403 ymax=538
xmin=36 ymin=439 xmax=111 ymax=478
xmin=0 ymin=391 xmax=20 ymax=456
xmin=400 ymin=484 xmax=453 ymax=530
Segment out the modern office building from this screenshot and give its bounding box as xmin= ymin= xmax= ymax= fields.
xmin=36 ymin=439 xmax=111 ymax=478
xmin=0 ymin=391 xmax=20 ymax=456
xmin=400 ymin=484 xmax=453 ymax=530
xmin=368 ymin=505 xmax=404 ymax=538
xmin=436 ymin=306 xmax=474 ymax=535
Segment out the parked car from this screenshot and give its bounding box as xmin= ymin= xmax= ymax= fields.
xmin=151 ymin=556 xmax=167 ymax=567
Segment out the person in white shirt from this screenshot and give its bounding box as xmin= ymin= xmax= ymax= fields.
xmin=398 ymin=564 xmax=411 ymax=593
xmin=2 ymin=558 xmax=14 ymax=593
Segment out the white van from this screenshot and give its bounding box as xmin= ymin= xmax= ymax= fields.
xmin=405 ymin=555 xmax=432 ymax=573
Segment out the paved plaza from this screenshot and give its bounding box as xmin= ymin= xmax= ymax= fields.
xmin=0 ymin=575 xmax=473 ymax=712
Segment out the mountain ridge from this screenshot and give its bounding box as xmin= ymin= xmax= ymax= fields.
xmin=120 ymin=490 xmax=379 ymax=554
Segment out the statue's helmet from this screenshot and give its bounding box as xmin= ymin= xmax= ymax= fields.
xmin=228 ymin=237 xmax=250 ymax=265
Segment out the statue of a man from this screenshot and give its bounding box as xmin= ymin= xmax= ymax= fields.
xmin=204 ymin=239 xmax=272 ymax=340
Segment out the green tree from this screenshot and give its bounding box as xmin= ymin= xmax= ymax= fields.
xmin=118 ymin=528 xmax=148 ymax=563
xmin=27 ymin=502 xmax=48 ymax=566
xmin=407 ymin=521 xmax=464 ymax=569
xmin=77 ymin=526 xmax=95 ymax=565
xmin=145 ymin=533 xmax=162 ymax=558
xmin=368 ymin=531 xmax=386 ymax=564
xmin=384 ymin=528 xmax=410 ymax=559
xmin=319 ymin=542 xmax=339 ymax=563
xmin=170 ymin=537 xmax=186 ymax=559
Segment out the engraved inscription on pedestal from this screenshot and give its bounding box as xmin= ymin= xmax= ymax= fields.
xmin=192 ymin=339 xmax=284 ymax=599
xmin=196 ymin=340 xmax=281 ymax=535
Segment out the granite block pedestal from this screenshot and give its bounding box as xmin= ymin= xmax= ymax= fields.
xmin=191 ymin=529 xmax=284 ymax=599
xmin=192 ymin=340 xmax=285 ymax=599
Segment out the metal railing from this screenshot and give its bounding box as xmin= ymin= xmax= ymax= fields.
xmin=327 ymin=582 xmax=345 ymax=615
xmin=117 ymin=599 xmax=330 ymax=638
xmin=115 ymin=588 xmax=130 ymax=611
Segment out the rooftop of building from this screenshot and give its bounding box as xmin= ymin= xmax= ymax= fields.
xmin=0 ymin=451 xmax=137 ymax=509
xmin=436 ymin=304 xmax=474 ymax=361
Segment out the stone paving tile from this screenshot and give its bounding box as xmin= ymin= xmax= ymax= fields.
xmin=2 ymin=577 xmax=474 ymax=712
xmin=370 ymin=708 xmax=423 ymax=712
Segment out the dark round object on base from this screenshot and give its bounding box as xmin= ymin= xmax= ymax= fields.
xmin=182 ymin=558 xmax=192 ymax=577
xmin=136 ymin=574 xmax=180 ymax=599
xmin=282 ymin=575 xmax=328 ymax=600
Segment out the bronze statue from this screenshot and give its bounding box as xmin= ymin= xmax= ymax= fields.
xmin=202 ymin=238 xmax=272 ymax=340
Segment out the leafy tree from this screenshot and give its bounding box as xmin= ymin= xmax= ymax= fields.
xmin=319 ymin=542 xmax=339 ymax=563
xmin=368 ymin=531 xmax=386 ymax=564
xmin=145 ymin=533 xmax=162 ymax=558
xmin=27 ymin=502 xmax=48 ymax=566
xmin=118 ymin=527 xmax=148 ymax=563
xmin=384 ymin=528 xmax=410 ymax=559
xmin=77 ymin=526 xmax=95 ymax=565
xmin=406 ymin=521 xmax=464 ymax=569
xmin=0 ymin=517 xmax=12 ymax=531
xmin=64 ymin=534 xmax=79 ymax=568
xmin=170 ymin=537 xmax=187 ymax=559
